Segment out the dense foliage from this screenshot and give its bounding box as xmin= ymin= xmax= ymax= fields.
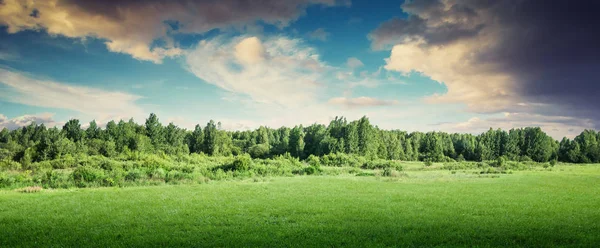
xmin=1 ymin=114 xmax=598 ymax=166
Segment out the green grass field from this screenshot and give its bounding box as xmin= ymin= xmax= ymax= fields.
xmin=1 ymin=165 xmax=599 ymax=247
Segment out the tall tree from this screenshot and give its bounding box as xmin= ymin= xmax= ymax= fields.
xmin=289 ymin=125 xmax=305 ymax=158
xmin=145 ymin=113 xmax=164 ymax=147
xmin=62 ymin=119 xmax=83 ymax=142
xmin=86 ymin=120 xmax=100 ymax=140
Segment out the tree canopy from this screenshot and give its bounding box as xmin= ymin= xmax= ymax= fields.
xmin=0 ymin=113 xmax=596 ymax=164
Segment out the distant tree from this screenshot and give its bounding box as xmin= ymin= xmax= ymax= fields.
xmin=203 ymin=120 xmax=218 ymax=155
xmin=289 ymin=125 xmax=305 ymax=158
xmin=63 ymin=119 xmax=83 ymax=142
xmin=189 ymin=124 xmax=204 ymax=154
xmin=357 ymin=116 xmax=376 ymax=157
xmin=86 ymin=120 xmax=100 ymax=140
xmin=145 ymin=113 xmax=164 ymax=147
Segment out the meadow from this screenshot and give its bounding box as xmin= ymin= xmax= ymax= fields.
xmin=1 ymin=163 xmax=598 ymax=247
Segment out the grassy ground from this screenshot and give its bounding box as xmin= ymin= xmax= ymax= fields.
xmin=1 ymin=165 xmax=599 ymax=247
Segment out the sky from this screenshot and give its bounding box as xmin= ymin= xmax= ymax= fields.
xmin=0 ymin=0 xmax=599 ymax=139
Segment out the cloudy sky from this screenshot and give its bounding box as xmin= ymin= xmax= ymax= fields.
xmin=0 ymin=0 xmax=598 ymax=139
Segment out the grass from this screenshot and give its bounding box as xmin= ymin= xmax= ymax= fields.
xmin=1 ymin=165 xmax=599 ymax=247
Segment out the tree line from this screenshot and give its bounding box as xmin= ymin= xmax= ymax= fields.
xmin=1 ymin=113 xmax=598 ymax=166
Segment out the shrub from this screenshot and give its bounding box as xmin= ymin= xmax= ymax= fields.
xmin=423 ymin=159 xmax=433 ymax=167
xmin=100 ymin=159 xmax=122 ymax=171
xmin=363 ymin=159 xmax=403 ymax=171
xmin=26 ymin=161 xmax=53 ymax=171
xmin=165 ymin=170 xmax=185 ymax=182
xmin=150 ymin=168 xmax=166 ymax=179
xmin=142 ymin=154 xmax=169 ymax=170
xmin=125 ymin=169 xmax=145 ymax=181
xmin=306 ymin=155 xmax=321 ymax=167
xmin=231 ymin=155 xmax=252 ymax=172
xmin=248 ymin=144 xmax=270 ymax=159
xmin=382 ymin=168 xmax=394 ymax=177
xmin=43 ymin=170 xmax=74 ymax=189
xmin=104 ymin=169 xmax=125 ymax=187
xmin=495 ymin=156 xmax=506 ymax=167
xmin=0 ymin=160 xmax=22 ymax=171
xmin=519 ymin=156 xmax=533 ymax=162
xmin=321 ymin=153 xmax=366 ymax=167
xmin=549 ymin=159 xmax=557 ymax=167
xmin=72 ymin=166 xmax=105 ymax=187
xmin=0 ymin=172 xmax=16 ymax=188
xmin=52 ymin=155 xmax=77 ymax=169
xmin=303 ymin=165 xmax=321 ymax=175
xmin=500 ymin=161 xmax=529 ymax=171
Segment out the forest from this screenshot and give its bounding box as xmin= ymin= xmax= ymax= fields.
xmin=1 ymin=113 xmax=599 ymax=166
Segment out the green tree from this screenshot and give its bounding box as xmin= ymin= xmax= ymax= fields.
xmin=289 ymin=125 xmax=305 ymax=158
xmin=145 ymin=113 xmax=164 ymax=147
xmin=86 ymin=120 xmax=100 ymax=140
xmin=189 ymin=124 xmax=204 ymax=154
xmin=63 ymin=119 xmax=83 ymax=142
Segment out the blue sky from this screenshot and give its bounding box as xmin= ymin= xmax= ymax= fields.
xmin=0 ymin=0 xmax=597 ymax=139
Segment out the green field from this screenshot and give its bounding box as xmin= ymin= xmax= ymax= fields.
xmin=1 ymin=165 xmax=599 ymax=247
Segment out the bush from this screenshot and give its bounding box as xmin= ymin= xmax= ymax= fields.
xmin=519 ymin=156 xmax=533 ymax=162
xmin=248 ymin=144 xmax=270 ymax=159
xmin=306 ymin=155 xmax=321 ymax=167
xmin=382 ymin=168 xmax=394 ymax=177
xmin=442 ymin=162 xmax=478 ymax=170
xmin=0 ymin=160 xmax=22 ymax=171
xmin=72 ymin=166 xmax=105 ymax=187
xmin=302 ymin=165 xmax=322 ymax=175
xmin=321 ymin=153 xmax=366 ymax=167
xmin=42 ymin=170 xmax=74 ymax=189
xmin=363 ymin=159 xmax=403 ymax=171
xmin=495 ymin=156 xmax=506 ymax=167
xmin=423 ymin=159 xmax=433 ymax=167
xmin=150 ymin=168 xmax=166 ymax=179
xmin=0 ymin=172 xmax=16 ymax=188
xmin=52 ymin=155 xmax=77 ymax=169
xmin=165 ymin=170 xmax=185 ymax=182
xmin=231 ymin=155 xmax=252 ymax=172
xmin=99 ymin=159 xmax=122 ymax=171
xmin=125 ymin=169 xmax=145 ymax=181
xmin=142 ymin=154 xmax=169 ymax=170
xmin=549 ymin=159 xmax=557 ymax=167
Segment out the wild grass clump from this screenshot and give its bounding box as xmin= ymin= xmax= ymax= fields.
xmin=382 ymin=167 xmax=405 ymax=177
xmin=16 ymin=186 xmax=43 ymax=193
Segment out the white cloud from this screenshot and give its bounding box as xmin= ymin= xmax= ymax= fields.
xmin=346 ymin=57 xmax=364 ymax=69
xmin=234 ymin=37 xmax=266 ymax=64
xmin=186 ymin=36 xmax=326 ymax=107
xmin=384 ymin=38 xmax=519 ymax=114
xmin=0 ymin=112 xmax=62 ymax=130
xmin=0 ymin=68 xmax=145 ymax=123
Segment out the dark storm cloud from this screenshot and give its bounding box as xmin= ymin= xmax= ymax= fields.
xmin=370 ymin=0 xmax=600 ymax=128
xmin=59 ymin=0 xmax=341 ymax=26
xmin=370 ymin=0 xmax=483 ymax=49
